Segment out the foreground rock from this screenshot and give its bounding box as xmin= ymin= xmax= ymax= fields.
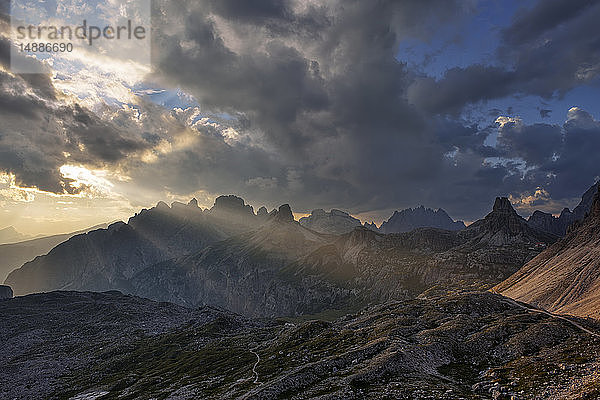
xmin=0 ymin=285 xmax=12 ymax=299
xmin=496 ymin=186 xmax=600 ymax=318
xmin=1 ymin=290 xmax=599 ymax=399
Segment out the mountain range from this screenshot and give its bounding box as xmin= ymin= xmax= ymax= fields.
xmin=496 ymin=185 xmax=600 ymax=318
xmin=377 ymin=206 xmax=466 ymax=233
xmin=2 ymin=184 xmax=600 ymax=398
xmin=527 ymin=182 xmax=599 ymax=236
xmin=299 ymin=209 xmax=362 ymax=234
xmin=6 ymin=194 xmax=560 ymax=317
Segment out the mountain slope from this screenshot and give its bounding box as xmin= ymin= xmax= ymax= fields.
xmin=460 ymin=197 xmax=558 ymax=246
xmin=7 ymin=196 xmax=557 ymax=318
xmin=379 ymin=206 xmax=465 ymax=234
xmin=130 ymin=205 xmax=348 ymax=316
xmin=0 ymin=223 xmax=111 ymax=283
xmin=496 ymin=186 xmax=600 ymax=318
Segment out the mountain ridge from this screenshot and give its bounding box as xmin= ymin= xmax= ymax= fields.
xmin=378 ymin=205 xmax=466 ymax=234
xmin=496 ymin=186 xmax=600 ymax=318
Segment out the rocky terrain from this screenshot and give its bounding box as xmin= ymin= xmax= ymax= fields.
xmin=496 ymin=186 xmax=600 ymax=318
xmin=0 ymin=223 xmax=111 ymax=283
xmin=299 ymin=209 xmax=362 ymax=234
xmin=378 ymin=206 xmax=466 ymax=234
xmin=1 ymin=290 xmax=600 ymax=399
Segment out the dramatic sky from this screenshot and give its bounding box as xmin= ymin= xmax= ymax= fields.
xmin=1 ymin=0 xmax=600 ymax=235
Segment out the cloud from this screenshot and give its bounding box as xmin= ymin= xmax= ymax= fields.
xmin=408 ymin=0 xmax=600 ymax=115
xmin=0 ymin=0 xmax=598 ymax=224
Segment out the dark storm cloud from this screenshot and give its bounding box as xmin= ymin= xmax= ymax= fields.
xmin=0 ymin=0 xmax=598 ymax=221
xmin=496 ymin=121 xmax=563 ymax=166
xmin=496 ymin=108 xmax=600 ymax=202
xmin=143 ymin=0 xmax=600 ymax=219
xmin=147 ymin=0 xmax=517 ymax=218
xmin=502 ymin=0 xmax=596 ymax=47
xmin=409 ymin=0 xmax=600 ymax=115
xmin=547 ymin=108 xmax=600 ymax=197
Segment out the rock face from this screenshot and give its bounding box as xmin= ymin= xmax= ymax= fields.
xmin=461 ymin=197 xmax=558 ymax=246
xmin=379 ymin=206 xmax=465 ymax=234
xmin=132 ymin=196 xmax=560 ymax=317
xmin=299 ymin=209 xmax=362 ymax=234
xmin=131 ymin=211 xmax=345 ymax=316
xmin=5 ymin=196 xmax=265 ymax=296
xmin=527 ymin=182 xmax=599 ymax=236
xmin=527 ymin=209 xmax=574 ymax=236
xmin=0 ymin=285 xmax=12 ymax=299
xmin=363 ymin=221 xmax=379 ymax=231
xmin=496 ymin=186 xmax=600 ymax=318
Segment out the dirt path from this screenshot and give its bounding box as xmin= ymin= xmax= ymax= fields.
xmin=250 ymin=348 xmax=261 ymax=384
xmin=490 ymin=289 xmax=600 ymax=338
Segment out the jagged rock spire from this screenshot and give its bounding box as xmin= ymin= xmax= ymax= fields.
xmin=492 ymin=197 xmax=515 ymax=213
xmin=274 ymin=204 xmax=294 ymax=222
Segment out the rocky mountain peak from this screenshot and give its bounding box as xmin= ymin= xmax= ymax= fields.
xmin=273 ymin=204 xmax=294 ymax=223
xmin=463 ymin=197 xmax=558 ymax=246
xmin=379 ymin=206 xmax=465 ymax=234
xmin=187 ymin=198 xmax=199 ymax=208
xmin=212 ymin=195 xmax=253 ymax=213
xmin=497 ymin=185 xmax=600 ymax=319
xmin=156 ymin=201 xmax=170 ymax=211
xmin=299 ymin=208 xmax=362 ymax=234
xmin=492 ymin=197 xmax=515 ymax=214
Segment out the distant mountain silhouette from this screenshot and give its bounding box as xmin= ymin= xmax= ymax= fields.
xmin=378 ymin=206 xmax=465 ymax=234
xmin=5 ymin=195 xmax=262 ymax=296
xmin=299 ymin=209 xmax=362 ymax=234
xmin=131 ymin=197 xmax=558 ymax=316
xmin=0 ymin=223 xmax=112 ymax=283
xmin=461 ymin=197 xmax=557 ymax=246
xmin=0 ymin=226 xmax=30 ymax=245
